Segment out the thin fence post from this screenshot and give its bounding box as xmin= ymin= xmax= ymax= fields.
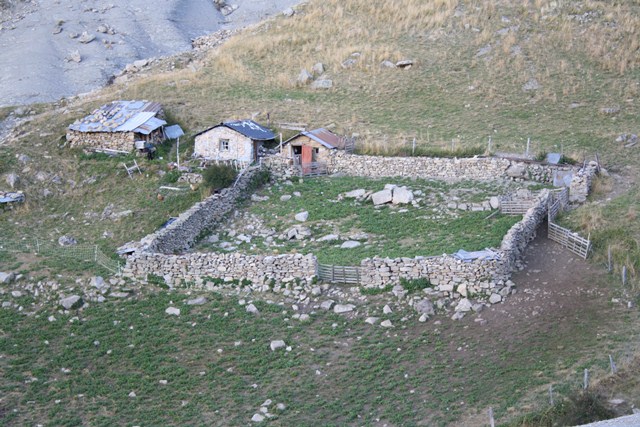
xmin=607 ymin=246 xmax=612 ymax=272
xmin=609 ymin=355 xmax=617 ymax=374
xmin=412 ymin=137 xmax=416 ymax=156
xmin=622 ymin=266 xmax=627 ymax=286
xmin=488 ymin=407 xmax=495 ymax=427
xmin=549 ymin=385 xmax=554 ymax=405
xmin=526 ymin=137 xmax=530 ymax=157
xmin=488 ymin=136 xmax=492 ymax=153
xmin=94 ymin=245 xmax=98 ymax=262
xmin=36 ymin=238 xmax=40 ymax=254
xmin=583 ymin=369 xmax=589 ymax=390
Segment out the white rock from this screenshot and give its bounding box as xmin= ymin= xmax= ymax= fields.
xmin=457 ymin=284 xmax=468 ymax=297
xmin=187 ymin=296 xmax=207 ymax=305
xmin=340 ymin=240 xmax=361 ymax=249
xmin=380 ymin=320 xmax=394 ymax=328
xmin=246 ymin=304 xmax=259 ymax=314
xmin=489 ymin=293 xmax=502 ymax=304
xmin=489 ymin=196 xmax=500 ymax=209
xmin=371 ymin=189 xmax=393 ymax=205
xmin=276 ymin=403 xmax=286 ymax=411
xmin=320 ymin=300 xmax=334 ymax=310
xmin=299 ymin=314 xmax=310 ymax=321
xmin=128 ymin=391 xmax=136 ymax=398
xmin=418 ymin=314 xmax=428 ymax=322
xmin=456 ymin=298 xmax=473 ymax=312
xmin=165 ymin=307 xmax=180 ymax=316
xmin=280 ymin=195 xmax=292 ymax=202
xmin=333 ymin=304 xmax=355 ymax=314
xmin=270 ymin=340 xmax=286 ymax=351
xmin=251 ymin=413 xmax=265 ymax=422
xmin=311 ymin=286 xmax=322 ymax=296
xmin=365 ymin=317 xmax=379 ymax=325
xmin=414 ymin=299 xmax=435 ymax=316
xmin=294 ymin=211 xmax=309 ymax=222
xmin=383 ymin=304 xmax=393 ymax=314
xmin=11 ymin=290 xmax=22 ymax=298
xmin=392 ymin=186 xmax=414 ymax=204
xmin=60 ymin=295 xmax=82 ymax=310
xmin=0 ymin=272 xmax=15 ymax=284
xmin=344 ymin=189 xmax=366 ymax=198
xmin=317 ymin=234 xmax=339 ymax=242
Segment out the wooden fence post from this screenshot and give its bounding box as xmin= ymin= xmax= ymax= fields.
xmin=609 ymin=355 xmax=617 ymax=374
xmin=549 ymin=385 xmax=554 ymax=405
xmin=622 ymin=266 xmax=627 ymax=286
xmin=583 ymin=369 xmax=589 ymax=390
xmin=607 ymin=246 xmax=612 ymax=272
xmin=488 ymin=407 xmax=495 ymax=427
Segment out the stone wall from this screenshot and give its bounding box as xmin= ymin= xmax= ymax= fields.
xmin=124 ymin=252 xmax=317 ymax=287
xmin=356 ymin=190 xmax=551 ymax=297
xmin=569 ymin=161 xmax=599 ymax=203
xmin=263 ymin=151 xmax=576 ymax=184
xmin=135 ymin=166 xmax=264 ymax=254
xmin=67 ymin=130 xmax=135 ymax=151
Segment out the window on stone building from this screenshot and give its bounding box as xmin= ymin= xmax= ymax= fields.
xmin=219 ymin=139 xmax=230 ymax=151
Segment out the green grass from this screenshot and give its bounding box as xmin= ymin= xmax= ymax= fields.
xmin=195 ymin=176 xmax=521 ymax=264
xmin=1 ymin=288 xmax=636 ymax=426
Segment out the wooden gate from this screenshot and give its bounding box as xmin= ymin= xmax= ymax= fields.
xmin=548 ymin=222 xmax=591 ymax=259
xmin=317 ymin=264 xmax=361 ymax=285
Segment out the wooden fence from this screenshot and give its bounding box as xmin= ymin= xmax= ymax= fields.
xmin=296 ymin=162 xmax=328 ymax=177
xmin=548 ymin=222 xmax=590 ymax=259
xmin=500 ymin=199 xmax=534 ymax=215
xmin=317 ymin=264 xmax=361 ymax=285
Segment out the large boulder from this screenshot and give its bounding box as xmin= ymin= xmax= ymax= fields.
xmin=371 ymin=189 xmax=393 ymax=205
xmin=506 ymin=164 xmax=526 ymax=178
xmin=0 ymin=272 xmax=15 ymax=284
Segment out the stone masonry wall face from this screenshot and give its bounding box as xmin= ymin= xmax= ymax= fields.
xmin=67 ymin=130 xmax=135 ymax=151
xmin=194 ymin=128 xmax=254 ymax=162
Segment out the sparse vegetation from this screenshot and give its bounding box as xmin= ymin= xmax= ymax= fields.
xmin=202 ymin=164 xmax=237 ymax=192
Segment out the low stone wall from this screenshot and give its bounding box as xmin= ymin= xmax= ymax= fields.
xmin=569 ymin=161 xmax=599 ymax=203
xmin=67 ymin=130 xmax=135 ymax=152
xmin=263 ymin=152 xmax=576 ymax=184
xmin=357 ymin=190 xmax=551 ymax=297
xmin=136 ymin=166 xmax=263 ymax=254
xmin=124 ymin=252 xmax=317 ymax=287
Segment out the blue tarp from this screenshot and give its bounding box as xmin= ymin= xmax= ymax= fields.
xmin=452 ymin=249 xmax=501 ymax=262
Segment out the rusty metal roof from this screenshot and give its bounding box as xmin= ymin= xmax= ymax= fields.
xmin=284 ymin=128 xmax=345 ymax=149
xmin=68 ymin=100 xmax=165 ymax=133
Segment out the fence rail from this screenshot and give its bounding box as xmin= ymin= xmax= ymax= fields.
xmin=296 ymin=162 xmax=328 ymax=177
xmin=548 ymin=222 xmax=590 ymax=259
xmin=0 ymin=238 xmax=121 ymax=274
xmin=500 ymin=199 xmax=534 ymax=215
xmin=317 ymin=264 xmax=361 ymax=285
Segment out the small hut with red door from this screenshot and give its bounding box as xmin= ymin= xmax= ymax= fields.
xmin=282 ymin=128 xmax=350 ymax=175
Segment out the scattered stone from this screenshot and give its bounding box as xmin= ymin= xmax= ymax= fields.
xmin=341 ymin=58 xmax=357 ymax=68
xmin=246 ymin=303 xmax=259 ymax=314
xmin=340 ymin=240 xmax=361 ymax=249
xmin=456 ymin=298 xmax=473 ymax=312
xmin=270 ymin=340 xmax=286 ymax=351
xmin=78 ymin=31 xmax=96 ymax=44
xmin=59 ymin=295 xmax=82 ymax=310
xmin=276 ymin=403 xmax=286 ymax=411
xmin=0 ymin=272 xmax=15 ymax=284
xmin=11 ymin=290 xmax=22 ymax=298
xmin=282 ymin=7 xmax=295 ymax=17
xmin=310 ymin=78 xmax=333 ymax=90
xmin=251 ymin=194 xmax=269 ymax=202
xmin=395 ymin=59 xmax=414 ymax=69
xmin=365 ymin=317 xmax=379 ymax=325
xmin=58 ymin=235 xmax=77 ymax=246
xmin=333 ymin=304 xmax=355 ymax=314
xmin=128 ymin=391 xmax=136 ymax=398
xmin=600 ymin=106 xmax=621 ymax=115
xmin=383 ymin=304 xmax=393 ymax=314
xmin=476 ymin=44 xmax=492 ymax=57
xmin=280 ymin=195 xmax=292 ymax=202
xmin=251 ymin=413 xmax=265 ymax=422
xmin=371 ymin=189 xmax=393 ymax=205
xmin=311 ymin=286 xmax=322 ymax=296
xmin=299 ymin=314 xmax=310 ymax=321
xmin=522 ymin=78 xmax=541 ymax=91
xmin=418 ymin=314 xmax=429 ymax=322
xmin=380 ymin=60 xmax=396 ymax=68
xmin=297 ymin=69 xmax=313 ymax=85
xmin=489 ymin=196 xmax=500 ymax=209
xmin=311 ymin=62 xmax=325 ymax=75
xmin=414 ymin=299 xmax=435 ymax=316
xmin=294 ymin=211 xmax=309 ymax=222
xmin=320 ymin=300 xmax=334 ymax=310
xmin=5 ymin=173 xmax=19 ymax=189
xmin=66 ymin=50 xmax=81 ymax=63
xmin=165 ymin=307 xmax=180 ymax=316
xmin=344 ymin=189 xmax=366 ymax=198
xmin=187 ymin=296 xmax=207 ymax=305
xmin=90 ymin=276 xmax=107 ymax=290
xmin=380 ymin=320 xmax=394 ymax=328
xmin=317 ymin=234 xmax=339 ymax=242
xmin=489 ymin=293 xmax=502 ymax=304
xmin=392 ymin=186 xmax=414 ymax=204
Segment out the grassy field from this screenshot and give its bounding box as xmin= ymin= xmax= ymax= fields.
xmin=1 ymin=0 xmax=640 ymax=424
xmin=196 ymin=176 xmax=524 ymax=264
xmin=1 ymin=286 xmax=637 ymax=426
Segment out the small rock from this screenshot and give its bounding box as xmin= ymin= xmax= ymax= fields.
xmin=251 ymin=413 xmax=265 ymax=422
xmin=395 ymin=59 xmax=413 ymax=69
xmin=59 ymin=295 xmax=82 ymax=310
xmin=456 ymin=298 xmax=473 ymax=312
xmin=270 ymin=340 xmax=286 ymax=351
xmin=297 ymin=69 xmax=313 ymax=85
xmin=187 ymin=296 xmax=207 ymax=305
xmin=340 ymin=240 xmax=361 ymax=249
xmin=320 ymin=300 xmax=334 ymax=310
xmin=0 ymin=272 xmax=16 ymax=284
xmin=380 ymin=60 xmax=396 ymax=68
xmin=380 ymin=320 xmax=394 ymax=328
xmin=11 ymin=290 xmax=22 ymax=298
xmin=128 ymin=391 xmax=136 ymax=398
xmin=383 ymin=305 xmax=393 ymax=314
xmin=371 ymin=189 xmax=393 ymax=205
xmin=310 ymin=78 xmax=333 ymax=90
xmin=365 ymin=317 xmax=379 ymax=325
xmin=414 ymin=299 xmax=435 ymax=316
xmin=317 ymin=234 xmax=339 ymax=242
xmin=58 ymin=235 xmax=77 ymax=246
xmin=489 ymin=293 xmax=502 ymax=304
xmin=489 ymin=196 xmax=500 ymax=209
xmin=418 ymin=314 xmax=429 ymax=322
xmin=78 ymin=31 xmax=96 ymax=44
xmin=344 ymin=189 xmax=366 ymax=198
xmin=311 ymin=286 xmax=322 ymax=296
xmin=5 ymin=173 xmax=19 ymax=189
xmin=333 ymin=304 xmax=355 ymax=314
xmin=66 ymin=50 xmax=81 ymax=63
xmin=311 ymin=62 xmax=325 ymax=75
xmin=522 ymin=78 xmax=541 ymax=91
xmin=276 ymin=403 xmax=286 ymax=411
xmin=282 ymin=7 xmax=295 ymax=17
xmin=294 ymin=211 xmax=309 ymax=222
xmin=165 ymin=307 xmax=180 ymax=316
xmin=280 ymin=195 xmax=292 ymax=202
xmin=246 ymin=304 xmax=259 ymax=314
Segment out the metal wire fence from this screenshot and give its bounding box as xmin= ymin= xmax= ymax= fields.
xmin=0 ymin=237 xmax=122 ymax=274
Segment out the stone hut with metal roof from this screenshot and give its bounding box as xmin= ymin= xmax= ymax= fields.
xmin=193 ymin=120 xmax=275 ymax=163
xmin=282 ymin=128 xmax=350 ymax=166
xmin=66 ymin=100 xmax=166 ymax=152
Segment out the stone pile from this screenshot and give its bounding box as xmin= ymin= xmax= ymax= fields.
xmin=569 ymin=161 xmax=599 ymax=203
xmin=66 ymin=130 xmax=135 ymax=152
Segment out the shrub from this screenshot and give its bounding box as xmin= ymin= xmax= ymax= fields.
xmin=203 ymin=164 xmax=237 ymax=191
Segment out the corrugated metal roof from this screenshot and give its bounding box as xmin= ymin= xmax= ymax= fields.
xmin=164 ymin=124 xmax=184 ymax=139
xmin=68 ymin=100 xmax=164 ymax=134
xmin=284 ymin=128 xmax=345 ymax=149
xmin=133 ymin=116 xmax=167 ymax=135
xmin=194 ymin=120 xmax=275 ymax=141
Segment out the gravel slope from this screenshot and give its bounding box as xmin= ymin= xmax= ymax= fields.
xmin=0 ymin=0 xmax=298 ymax=107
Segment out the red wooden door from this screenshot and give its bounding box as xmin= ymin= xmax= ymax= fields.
xmin=301 ymin=145 xmax=313 ymax=174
